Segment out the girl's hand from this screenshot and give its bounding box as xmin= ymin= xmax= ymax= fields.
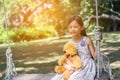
xmin=63 ymin=64 xmax=74 ymax=71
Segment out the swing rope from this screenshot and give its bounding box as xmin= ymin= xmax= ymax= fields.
xmin=94 ymin=0 xmax=101 ymax=79
xmin=94 ymin=0 xmax=114 ymax=80
xmin=2 ymin=0 xmax=17 ymax=80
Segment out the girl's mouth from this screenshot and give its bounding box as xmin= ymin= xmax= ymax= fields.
xmin=71 ymin=32 xmax=76 ymax=34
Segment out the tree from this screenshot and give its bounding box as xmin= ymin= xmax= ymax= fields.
xmin=91 ymin=0 xmax=120 ymax=32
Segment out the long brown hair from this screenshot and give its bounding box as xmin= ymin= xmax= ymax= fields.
xmin=67 ymin=15 xmax=87 ymax=36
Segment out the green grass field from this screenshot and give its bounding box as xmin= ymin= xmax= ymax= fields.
xmin=0 ymin=32 xmax=120 ymax=80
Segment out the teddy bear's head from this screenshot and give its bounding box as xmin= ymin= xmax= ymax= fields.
xmin=63 ymin=43 xmax=77 ymax=56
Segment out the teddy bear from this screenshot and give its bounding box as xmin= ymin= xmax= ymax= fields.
xmin=55 ymin=43 xmax=82 ymax=80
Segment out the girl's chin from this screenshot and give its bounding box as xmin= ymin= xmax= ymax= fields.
xmin=71 ymin=34 xmax=77 ymax=37
xmin=71 ymin=34 xmax=81 ymax=37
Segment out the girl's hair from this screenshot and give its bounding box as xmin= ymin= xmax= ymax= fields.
xmin=68 ymin=15 xmax=87 ymax=36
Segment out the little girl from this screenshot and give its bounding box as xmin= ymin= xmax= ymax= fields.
xmin=51 ymin=15 xmax=98 ymax=80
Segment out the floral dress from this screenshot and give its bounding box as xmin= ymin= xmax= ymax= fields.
xmin=51 ymin=36 xmax=96 ymax=80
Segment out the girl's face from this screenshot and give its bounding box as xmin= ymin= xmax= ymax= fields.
xmin=68 ymin=20 xmax=82 ymax=37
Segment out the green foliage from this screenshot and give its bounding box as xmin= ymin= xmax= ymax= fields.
xmin=86 ymin=23 xmax=95 ymax=33
xmin=0 ymin=26 xmax=8 ymax=43
xmin=98 ymin=0 xmax=120 ymax=16
xmin=10 ymin=26 xmax=58 ymax=42
xmin=0 ymin=25 xmax=58 ymax=43
xmin=80 ymin=0 xmax=94 ymax=19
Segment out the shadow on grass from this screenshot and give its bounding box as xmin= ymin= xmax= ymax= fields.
xmin=0 ymin=60 xmax=58 ymax=80
xmin=107 ymin=49 xmax=120 ymax=62
xmin=16 ymin=60 xmax=58 ymax=74
xmin=112 ymin=68 xmax=120 ymax=79
xmin=107 ymin=49 xmax=120 ymax=79
xmin=0 ymin=38 xmax=67 ymax=75
xmin=101 ymin=44 xmax=120 ymax=79
xmin=102 ymin=42 xmax=120 ymax=48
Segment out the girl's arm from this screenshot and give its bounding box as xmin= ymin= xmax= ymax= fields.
xmin=86 ymin=37 xmax=97 ymax=60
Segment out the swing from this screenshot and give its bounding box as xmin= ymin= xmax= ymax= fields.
xmin=2 ymin=0 xmax=114 ymax=80
xmin=2 ymin=0 xmax=17 ymax=80
xmin=94 ymin=0 xmax=114 ymax=80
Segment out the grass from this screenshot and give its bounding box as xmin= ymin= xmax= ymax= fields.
xmin=0 ymin=32 xmax=120 ymax=80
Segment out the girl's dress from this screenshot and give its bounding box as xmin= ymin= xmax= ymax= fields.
xmin=51 ymin=36 xmax=96 ymax=80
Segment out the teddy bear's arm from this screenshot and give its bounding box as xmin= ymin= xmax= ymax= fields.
xmin=55 ymin=65 xmax=66 ymax=74
xmin=58 ymin=55 xmax=66 ymax=65
xmin=71 ymin=56 xmax=82 ymax=69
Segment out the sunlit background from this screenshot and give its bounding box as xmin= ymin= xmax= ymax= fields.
xmin=0 ymin=0 xmax=120 ymax=43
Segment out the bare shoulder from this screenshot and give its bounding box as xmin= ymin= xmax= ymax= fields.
xmin=86 ymin=36 xmax=93 ymax=45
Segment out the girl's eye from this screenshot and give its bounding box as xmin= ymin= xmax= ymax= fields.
xmin=68 ymin=26 xmax=77 ymax=29
xmin=68 ymin=26 xmax=72 ymax=28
